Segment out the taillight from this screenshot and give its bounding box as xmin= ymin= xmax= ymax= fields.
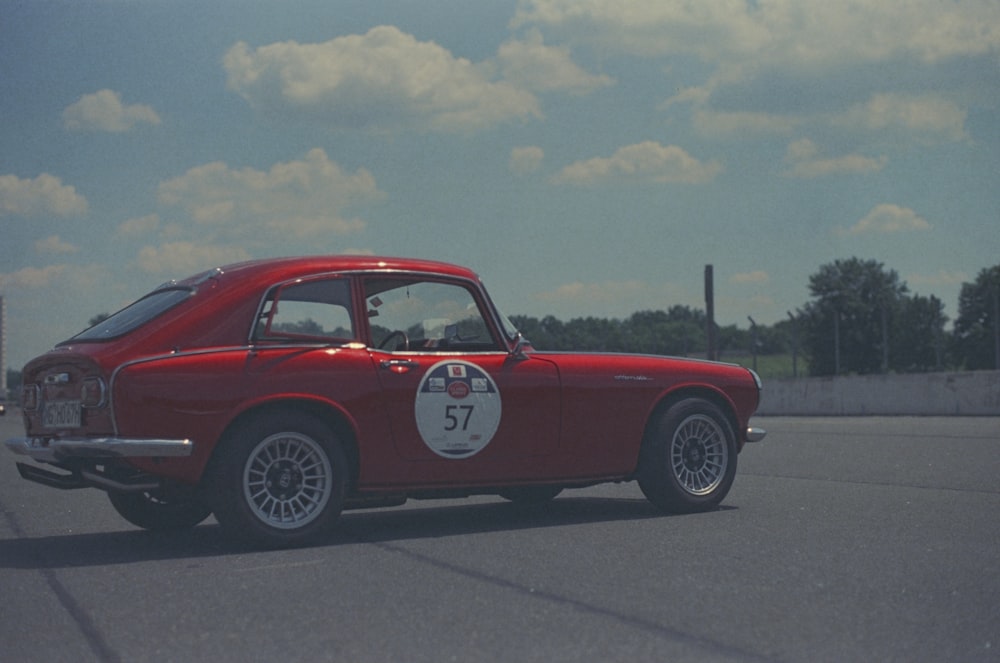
xmin=22 ymin=384 xmax=40 ymax=410
xmin=81 ymin=377 xmax=107 ymax=408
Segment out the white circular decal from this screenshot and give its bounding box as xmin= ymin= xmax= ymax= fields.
xmin=415 ymin=360 xmax=502 ymax=459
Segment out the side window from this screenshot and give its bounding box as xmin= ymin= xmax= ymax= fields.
xmin=256 ymin=278 xmax=355 ymax=342
xmin=364 ymin=279 xmax=498 ymax=352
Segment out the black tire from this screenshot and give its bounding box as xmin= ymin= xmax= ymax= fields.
xmin=108 ymin=490 xmax=212 ymax=530
xmin=498 ymin=486 xmax=563 ymax=504
xmin=637 ymin=398 xmax=737 ymax=513
xmin=208 ymin=412 xmax=349 ymax=548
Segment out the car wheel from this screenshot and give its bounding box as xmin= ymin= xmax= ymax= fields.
xmin=108 ymin=490 xmax=213 ymax=530
xmin=209 ymin=412 xmax=348 ymax=548
xmin=498 ymin=486 xmax=563 ymax=504
xmin=637 ymin=398 xmax=737 ymax=513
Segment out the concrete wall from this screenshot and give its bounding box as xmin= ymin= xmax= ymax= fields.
xmin=757 ymin=370 xmax=1000 ymax=416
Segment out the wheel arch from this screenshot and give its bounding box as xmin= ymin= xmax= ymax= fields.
xmin=205 ymin=397 xmax=360 ymax=492
xmin=644 ymin=386 xmax=741 ymax=451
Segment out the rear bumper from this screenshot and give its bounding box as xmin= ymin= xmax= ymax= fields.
xmin=4 ymin=436 xmax=193 ymax=463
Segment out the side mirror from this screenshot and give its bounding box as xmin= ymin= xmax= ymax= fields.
xmin=510 ymin=332 xmax=529 ymax=358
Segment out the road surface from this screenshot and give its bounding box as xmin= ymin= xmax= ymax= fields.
xmin=1 ymin=413 xmax=998 ymax=662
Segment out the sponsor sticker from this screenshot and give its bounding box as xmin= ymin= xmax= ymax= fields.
xmin=415 ymin=360 xmax=501 ymax=459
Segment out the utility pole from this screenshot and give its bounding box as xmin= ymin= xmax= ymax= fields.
xmin=881 ymin=303 xmax=889 ymax=373
xmin=787 ymin=311 xmax=798 ymax=378
xmin=0 ymin=295 xmax=6 ymax=398
xmin=704 ymin=265 xmax=717 ymax=361
xmin=994 ymin=286 xmax=999 ymax=371
xmin=834 ymin=310 xmax=841 ymax=375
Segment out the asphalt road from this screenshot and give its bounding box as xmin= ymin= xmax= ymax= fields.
xmin=1 ymin=412 xmax=998 ymax=663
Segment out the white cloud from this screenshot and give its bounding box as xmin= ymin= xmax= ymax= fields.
xmin=533 ymin=280 xmax=647 ymax=306
xmin=497 ymin=29 xmax=612 ymax=94
xmin=513 ymin=0 xmax=769 ymax=62
xmin=135 ymin=242 xmax=252 ymax=276
xmin=842 ymin=204 xmax=932 ymax=235
xmin=0 ymin=173 xmax=88 ymax=217
xmin=510 ymin=146 xmax=545 ymax=174
xmin=552 ymin=141 xmax=722 ymax=185
xmin=62 ymin=89 xmax=161 ymax=132
xmin=514 ymin=1 xmax=1000 ymax=67
xmin=157 ymin=148 xmax=381 ymax=238
xmin=907 ymin=269 xmax=969 ymax=289
xmin=836 ymin=93 xmax=968 ymax=142
xmin=35 ymin=235 xmax=79 ymax=255
xmin=732 ymin=271 xmax=770 ymax=284
xmin=0 ymin=264 xmax=69 ymax=290
xmin=783 ymin=138 xmax=887 ymax=178
xmin=224 ymin=26 xmax=541 ymax=132
xmin=692 ymin=109 xmax=799 ymax=137
xmin=518 ymin=1 xmax=989 ymax=144
xmin=529 ymin=278 xmax=692 ymax=319
xmin=118 ymin=214 xmax=161 ymax=236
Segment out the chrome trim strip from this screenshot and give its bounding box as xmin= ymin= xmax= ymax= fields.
xmin=746 ymin=427 xmax=767 ymax=443
xmin=5 ymin=436 xmax=193 ymax=462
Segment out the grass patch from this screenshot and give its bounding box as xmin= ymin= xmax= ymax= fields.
xmin=722 ymin=353 xmax=808 ymax=380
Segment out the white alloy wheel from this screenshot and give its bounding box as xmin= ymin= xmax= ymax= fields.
xmin=670 ymin=413 xmax=729 ymax=496
xmin=242 ymin=431 xmax=334 ymax=530
xmin=637 ymin=398 xmax=738 ymax=513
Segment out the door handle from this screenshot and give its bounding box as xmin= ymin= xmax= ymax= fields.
xmin=380 ymin=358 xmax=420 ymax=373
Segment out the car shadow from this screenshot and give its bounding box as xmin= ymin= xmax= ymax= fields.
xmin=0 ymin=496 xmax=736 ymax=570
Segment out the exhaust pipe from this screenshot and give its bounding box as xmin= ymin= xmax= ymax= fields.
xmin=16 ymin=462 xmax=162 ymax=493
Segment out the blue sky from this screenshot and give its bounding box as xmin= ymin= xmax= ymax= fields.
xmin=2 ymin=0 xmax=999 ymax=370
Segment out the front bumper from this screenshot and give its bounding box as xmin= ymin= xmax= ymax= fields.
xmin=746 ymin=426 xmax=766 ymax=443
xmin=5 ymin=436 xmax=193 ymax=463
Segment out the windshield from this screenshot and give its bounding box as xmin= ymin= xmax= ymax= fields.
xmin=64 ymin=288 xmax=194 ymax=343
xmin=481 ymin=283 xmax=520 ymax=341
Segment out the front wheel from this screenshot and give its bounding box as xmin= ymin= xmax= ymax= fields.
xmin=209 ymin=412 xmax=349 ymax=548
xmin=108 ymin=490 xmax=212 ymax=530
xmin=637 ymin=398 xmax=737 ymax=513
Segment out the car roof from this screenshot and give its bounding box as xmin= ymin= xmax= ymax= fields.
xmin=177 ymin=255 xmax=482 ymax=288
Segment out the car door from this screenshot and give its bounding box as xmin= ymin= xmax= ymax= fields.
xmin=364 ymin=276 xmax=561 ymax=484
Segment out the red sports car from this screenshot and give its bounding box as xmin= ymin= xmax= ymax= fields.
xmin=6 ymin=256 xmax=765 ymax=547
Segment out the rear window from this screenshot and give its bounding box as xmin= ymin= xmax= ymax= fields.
xmin=255 ymin=278 xmax=356 ymax=343
xmin=64 ymin=288 xmax=194 ymax=343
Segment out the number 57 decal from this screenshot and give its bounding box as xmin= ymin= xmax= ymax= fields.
xmin=415 ymin=360 xmax=502 ymax=459
xmin=444 ymin=404 xmax=474 ymax=431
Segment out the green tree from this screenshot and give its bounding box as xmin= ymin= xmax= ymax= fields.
xmin=564 ymin=316 xmax=625 ymax=352
xmin=511 ymin=315 xmax=566 ymax=350
xmin=6 ymin=369 xmax=22 ymax=394
xmin=952 ymin=264 xmax=1000 ymax=370
xmin=624 ymin=308 xmax=704 ymax=356
xmin=893 ymin=294 xmax=948 ymax=372
xmin=800 ymin=258 xmax=908 ymax=375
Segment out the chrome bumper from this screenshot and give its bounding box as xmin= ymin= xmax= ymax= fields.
xmin=4 ymin=436 xmax=193 ymax=463
xmin=746 ymin=427 xmax=766 ymax=443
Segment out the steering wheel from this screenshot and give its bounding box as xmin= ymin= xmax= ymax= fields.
xmin=378 ymin=330 xmax=410 ymax=351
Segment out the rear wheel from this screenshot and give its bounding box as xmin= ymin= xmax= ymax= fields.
xmin=209 ymin=412 xmax=348 ymax=548
xmin=637 ymin=398 xmax=737 ymax=513
xmin=108 ymin=490 xmax=212 ymax=530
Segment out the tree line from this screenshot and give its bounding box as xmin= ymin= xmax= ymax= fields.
xmin=3 ymin=258 xmax=997 ymax=395
xmin=512 ymin=259 xmax=1000 ymax=377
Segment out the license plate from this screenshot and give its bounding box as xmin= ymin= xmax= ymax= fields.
xmin=43 ymin=401 xmax=82 ymax=428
